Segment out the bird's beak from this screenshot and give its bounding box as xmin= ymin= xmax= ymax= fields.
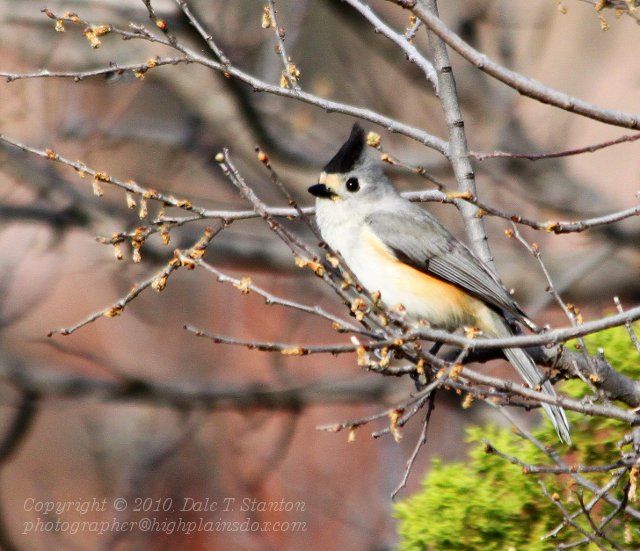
xmin=308 ymin=183 xmax=337 ymax=199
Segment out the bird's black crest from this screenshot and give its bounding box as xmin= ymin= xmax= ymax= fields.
xmin=323 ymin=123 xmax=366 ymax=174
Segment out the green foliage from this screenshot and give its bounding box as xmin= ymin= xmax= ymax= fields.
xmin=395 ymin=426 xmax=563 ymax=550
xmin=395 ymin=324 xmax=640 ymax=550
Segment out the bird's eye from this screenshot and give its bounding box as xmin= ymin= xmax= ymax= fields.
xmin=345 ymin=177 xmax=360 ymax=192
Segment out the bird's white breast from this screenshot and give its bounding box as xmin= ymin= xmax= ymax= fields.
xmin=316 ymin=200 xmax=478 ymax=331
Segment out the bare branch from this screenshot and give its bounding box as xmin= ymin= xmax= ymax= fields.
xmin=174 ymin=0 xmax=230 ymax=65
xmin=492 ymin=408 xmax=640 ymax=522
xmin=411 ymin=305 xmax=640 ymax=350
xmin=3 ymin=132 xmax=637 ymax=239
xmin=461 ymin=366 xmax=637 ymax=424
xmin=575 ymin=492 xmax=626 ymax=551
xmin=422 ymin=0 xmax=494 ymax=268
xmin=408 ymin=1 xmax=640 ymax=129
xmin=193 ymin=257 xmax=367 ymax=336
xmin=343 ymin=0 xmax=438 ymax=90
xmin=0 ymin=56 xmax=188 ymax=82
xmin=2 ymin=8 xmax=450 ymax=156
xmin=48 ymin=226 xmax=221 ymax=336
xmin=509 ymin=223 xmax=598 ymax=382
xmin=472 ymin=132 xmax=640 ymax=161
xmin=0 ymin=364 xmax=396 ymax=411
xmin=539 ymin=481 xmax=609 ymax=551
xmin=485 ymin=447 xmax=626 ymax=474
xmin=264 ymin=0 xmax=300 ymax=90
xmin=391 ymin=393 xmax=435 ymax=499
xmin=317 ymin=373 xmax=446 ymax=436
xmin=184 ymin=324 xmax=401 ymax=356
xmin=0 ymin=133 xmax=211 ymax=217
xmin=614 ymin=297 xmax=640 ymax=354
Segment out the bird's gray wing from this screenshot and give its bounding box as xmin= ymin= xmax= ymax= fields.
xmin=365 ymin=210 xmax=528 ymax=322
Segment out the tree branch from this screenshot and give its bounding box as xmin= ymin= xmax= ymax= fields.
xmin=422 ymin=0 xmax=495 ymax=267
xmin=408 ymin=1 xmax=640 ymax=129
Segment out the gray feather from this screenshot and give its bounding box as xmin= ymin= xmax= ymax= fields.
xmin=366 ymin=209 xmax=571 ymax=443
xmin=365 ymin=210 xmax=529 ymax=323
xmin=494 ymin=318 xmax=572 ymax=444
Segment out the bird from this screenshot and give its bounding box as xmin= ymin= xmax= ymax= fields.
xmin=308 ymin=123 xmax=571 ymax=444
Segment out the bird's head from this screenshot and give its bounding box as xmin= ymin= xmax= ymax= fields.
xmin=308 ymin=123 xmax=392 ymax=207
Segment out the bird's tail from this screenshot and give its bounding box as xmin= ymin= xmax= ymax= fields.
xmin=486 ymin=314 xmax=571 ymax=444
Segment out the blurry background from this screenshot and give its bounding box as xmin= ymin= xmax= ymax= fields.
xmin=0 ymin=0 xmax=639 ymax=549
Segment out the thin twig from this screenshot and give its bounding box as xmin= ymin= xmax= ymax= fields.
xmin=391 ymin=392 xmax=435 ymax=499
xmin=184 ymin=325 xmax=406 ymax=356
xmin=5 ymin=8 xmax=451 ymax=155
xmin=372 ymin=347 xmax=471 ymax=438
xmin=545 ymin=470 xmax=629 ymax=540
xmin=0 ymin=133 xmax=210 ymax=217
xmin=575 ymin=492 xmax=625 ymax=551
xmin=471 ymin=132 xmax=640 ymax=161
xmin=494 ymin=408 xmax=639 ymax=522
xmin=141 ymin=0 xmax=178 ymax=45
xmin=265 ymin=0 xmax=300 ymax=90
xmin=216 ymin=149 xmax=313 ymax=258
xmin=539 ymin=481 xmax=608 ymax=551
xmin=614 ymin=297 xmax=640 ymax=354
xmin=404 ymin=13 xmax=422 ymax=41
xmin=3 ymin=132 xmax=637 ymax=237
xmin=317 ymin=371 xmax=445 ymax=435
xmin=48 ymin=226 xmax=221 ymax=336
xmin=193 ymin=257 xmax=369 ymax=336
xmin=509 ymin=223 xmax=598 ymax=380
xmin=175 ymin=0 xmax=230 ymax=65
xmin=254 ymin=146 xmax=322 ymax=239
xmin=343 ymin=0 xmax=438 ymax=90
xmin=483 ymin=442 xmax=627 ymax=474
xmin=0 ymin=56 xmax=188 ymax=82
